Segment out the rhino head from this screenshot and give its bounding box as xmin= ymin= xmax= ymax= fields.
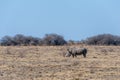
xmin=65 ymin=52 xmax=71 ymax=57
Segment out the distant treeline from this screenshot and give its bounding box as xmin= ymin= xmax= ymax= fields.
xmin=83 ymin=34 xmax=120 ymax=45
xmin=0 ymin=34 xmax=67 ymax=46
xmin=0 ymin=33 xmax=120 ymax=46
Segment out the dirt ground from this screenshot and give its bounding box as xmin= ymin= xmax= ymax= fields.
xmin=0 ymin=45 xmax=120 ymax=80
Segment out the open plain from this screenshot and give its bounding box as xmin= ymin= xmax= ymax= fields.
xmin=0 ymin=45 xmax=120 ymax=80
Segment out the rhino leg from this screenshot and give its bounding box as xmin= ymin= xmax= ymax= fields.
xmin=72 ymin=53 xmax=77 ymax=58
xmin=74 ymin=53 xmax=77 ymax=57
xmin=83 ymin=53 xmax=86 ymax=58
xmin=72 ymin=54 xmax=75 ymax=58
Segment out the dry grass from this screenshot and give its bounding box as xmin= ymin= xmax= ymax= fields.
xmin=0 ymin=45 xmax=120 ymax=80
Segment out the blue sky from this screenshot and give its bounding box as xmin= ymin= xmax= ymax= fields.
xmin=0 ymin=0 xmax=120 ymax=40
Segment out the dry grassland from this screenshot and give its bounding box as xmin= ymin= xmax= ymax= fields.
xmin=0 ymin=45 xmax=120 ymax=80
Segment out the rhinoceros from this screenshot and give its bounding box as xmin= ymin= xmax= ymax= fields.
xmin=65 ymin=47 xmax=87 ymax=58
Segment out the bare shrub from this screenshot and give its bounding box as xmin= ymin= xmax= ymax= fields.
xmin=42 ymin=33 xmax=67 ymax=46
xmin=5 ymin=47 xmax=11 ymax=54
xmin=0 ymin=36 xmax=14 ymax=46
xmin=17 ymin=49 xmax=26 ymax=58
xmin=100 ymin=49 xmax=107 ymax=53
